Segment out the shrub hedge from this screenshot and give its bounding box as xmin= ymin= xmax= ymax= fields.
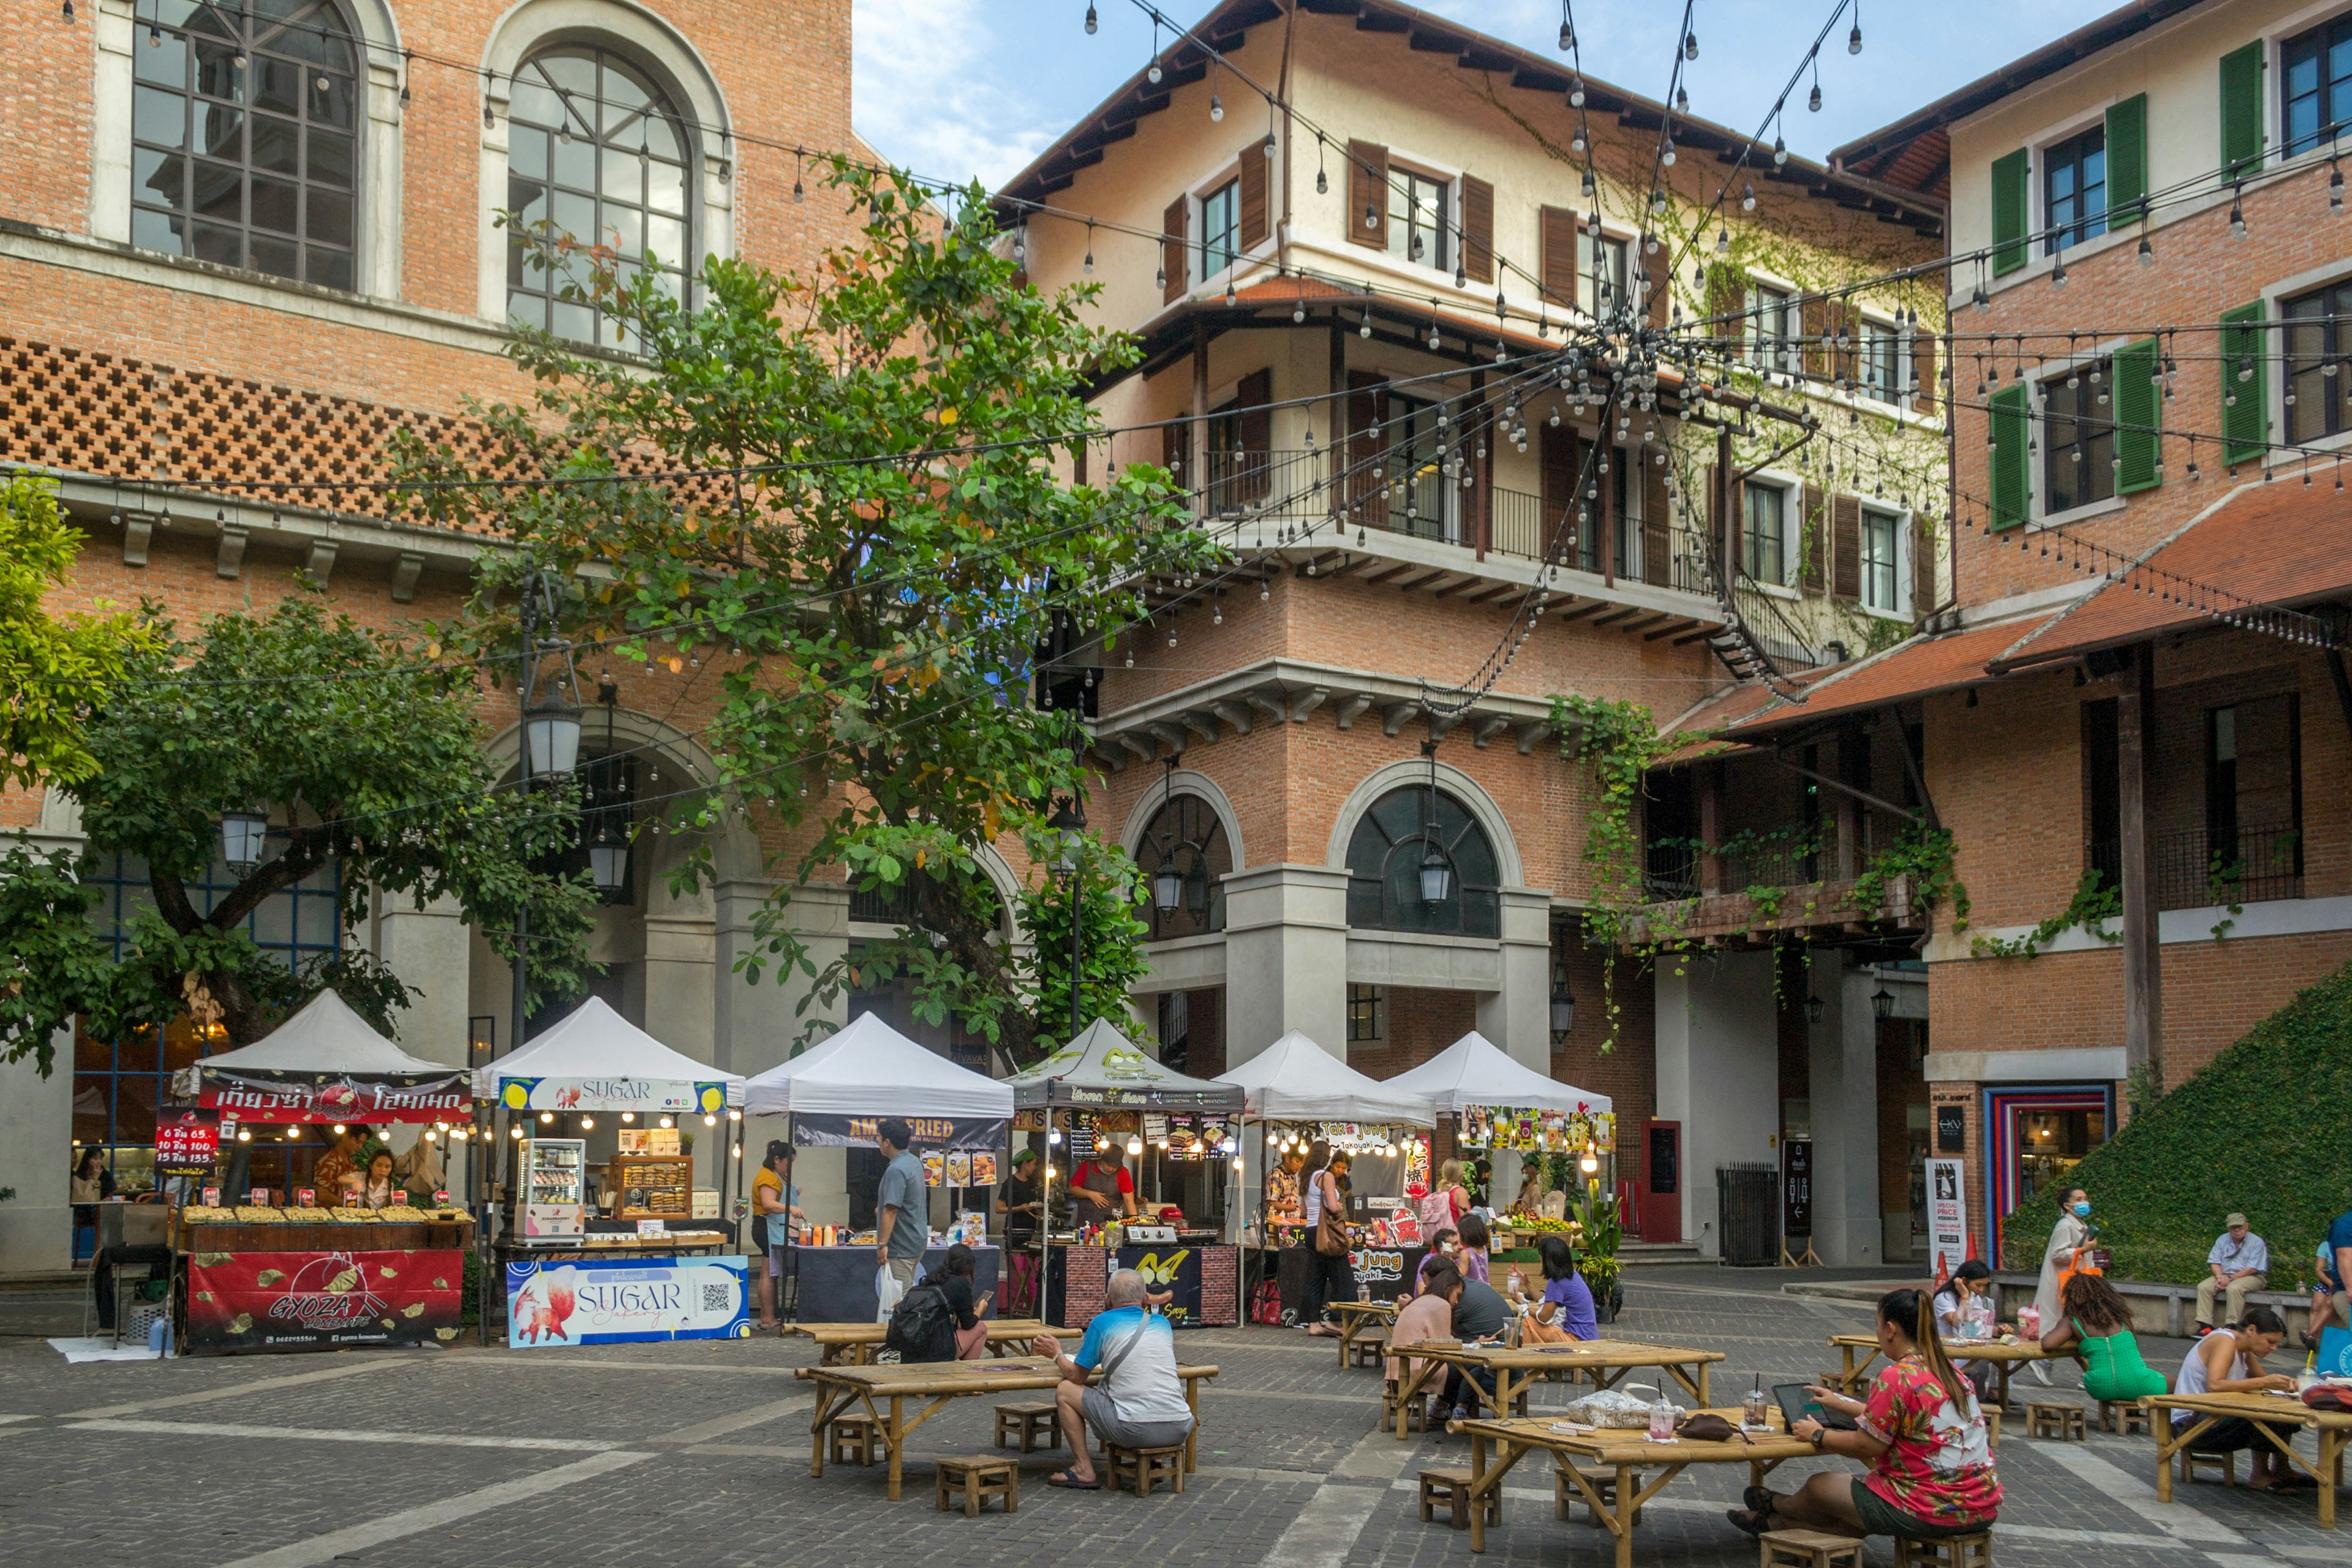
xmin=1999 ymin=960 xmax=2352 ymax=1287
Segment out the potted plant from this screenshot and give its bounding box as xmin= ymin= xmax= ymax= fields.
xmin=1574 ymin=1181 xmax=1623 ymax=1323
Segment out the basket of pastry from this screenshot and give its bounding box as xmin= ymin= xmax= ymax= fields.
xmin=279 ymin=1206 xmax=335 ymax=1223
xmin=329 ymin=1207 xmax=377 ymax=1223
xmin=233 ymin=1206 xmax=286 ymax=1223
xmin=181 ymin=1205 xmax=236 ymax=1224
xmin=377 ymin=1205 xmax=431 ymax=1223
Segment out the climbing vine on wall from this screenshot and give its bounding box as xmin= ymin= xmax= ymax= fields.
xmin=1551 ymin=693 xmax=1687 ymax=1052
xmin=1969 ymin=869 xmax=2119 ymax=959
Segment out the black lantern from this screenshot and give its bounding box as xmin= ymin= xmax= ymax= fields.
xmin=1417 ymin=840 xmax=1455 ymax=905
xmin=219 ymin=808 xmax=269 ymax=871
xmin=523 ymin=682 xmax=582 ymax=776
xmin=1148 ymin=758 xmax=1183 ymax=911
xmin=1549 ymin=960 xmax=1577 ymax=1044
xmin=1804 ymin=993 xmax=1826 ymax=1025
xmin=588 ymin=824 xmax=630 ymax=895
xmin=1047 ymin=794 xmax=1088 ymax=876
xmin=1870 ymin=984 xmax=1896 ymax=1020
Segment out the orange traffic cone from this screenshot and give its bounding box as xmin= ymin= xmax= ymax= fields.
xmin=1933 ymin=1250 xmax=1950 ymax=1289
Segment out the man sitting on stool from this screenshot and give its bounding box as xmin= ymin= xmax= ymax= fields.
xmin=1033 ymin=1268 xmax=1195 ymax=1489
xmin=2197 ymin=1213 xmax=2269 ymax=1335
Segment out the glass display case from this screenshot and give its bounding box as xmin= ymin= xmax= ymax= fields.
xmin=522 ymin=1137 xmax=586 ymax=1240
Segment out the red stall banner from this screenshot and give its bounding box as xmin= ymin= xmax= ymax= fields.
xmin=184 ymin=1250 xmax=464 ymax=1353
xmin=180 ymin=1069 xmax=473 ymax=1125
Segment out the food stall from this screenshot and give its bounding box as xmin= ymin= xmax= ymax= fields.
xmin=476 ymin=998 xmax=751 ymax=1347
xmin=167 ymin=990 xmax=477 ymax=1354
xmin=1215 ymin=1030 xmax=1436 ymax=1319
xmin=1005 ymin=1018 xmax=1245 ymax=1330
xmin=742 ymin=1012 xmax=1013 ymax=1322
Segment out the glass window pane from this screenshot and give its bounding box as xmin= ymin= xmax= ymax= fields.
xmin=510 ymin=176 xmax=549 ymax=233
xmin=131 ymin=204 xmax=187 ymax=254
xmin=248 ymin=232 xmax=297 ymax=279
xmin=510 ymin=77 xmax=562 ymax=129
xmin=311 ymin=72 xmax=356 ymax=131
xmin=552 ymin=299 xmax=597 ymax=343
xmin=134 ymin=147 xmax=187 ymax=211
xmin=304 ymin=246 xmax=353 ymax=291
xmin=135 ymin=85 xmax=187 ymax=149
xmin=194 ymin=102 xmax=242 ymax=160
xmin=508 ymin=287 xmax=549 ymax=330
xmin=250 ymin=113 xmax=298 ymax=173
xmin=551 ymin=132 xmax=595 ymax=192
xmin=194 ymin=35 xmax=243 ymax=101
xmin=306 ymin=186 xmax=352 ymax=244
xmin=551 ymin=189 xmax=595 ymax=242
xmin=511 ymin=127 xmax=549 ymax=182
xmin=306 ymin=129 xmax=353 ymax=189
xmin=191 ymin=221 xmax=241 ymax=265
xmin=643 ymin=115 xmax=682 ymax=164
xmin=606 ymin=203 xmax=643 ymax=256
xmin=249 ymin=173 xmax=298 ymax=233
xmin=646 ymin=213 xmax=684 ymax=268
xmin=136 ymin=32 xmax=189 ymax=88
xmin=646 ymin=159 xmax=685 ymax=216
xmin=602 ymin=145 xmax=641 ymax=202
xmin=252 ymin=56 xmax=300 ymax=116
xmin=539 ymin=51 xmax=595 ymax=97
xmin=192 ymin=159 xmax=242 ymax=221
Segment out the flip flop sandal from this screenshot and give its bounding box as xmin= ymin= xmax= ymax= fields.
xmin=1725 ymin=1508 xmax=1770 ymax=1539
xmin=1742 ymin=1486 xmax=1777 ymax=1516
xmin=2263 ymin=1474 xmax=2317 ymax=1492
xmin=1047 ymin=1468 xmax=1102 ymax=1490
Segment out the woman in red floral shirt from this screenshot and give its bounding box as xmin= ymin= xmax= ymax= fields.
xmin=1730 ymin=1287 xmax=2000 ymax=1542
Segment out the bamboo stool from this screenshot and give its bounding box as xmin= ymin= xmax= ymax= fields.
xmin=1555 ymin=1461 xmax=1643 ymax=1526
xmin=2100 ymin=1399 xmax=2152 ymax=1436
xmin=993 ymin=1402 xmax=1061 ymax=1452
xmin=1104 ymin=1442 xmax=1185 ymax=1497
xmin=828 ymin=1413 xmax=883 ymax=1466
xmin=2026 ymin=1401 xmax=2087 ymax=1441
xmin=1419 ymin=1467 xmax=1499 ymax=1529
xmin=1348 ymin=1333 xmax=1389 ymax=1369
xmin=933 ymin=1454 xmax=1017 ymax=1517
xmin=1761 ymin=1528 xmax=1868 ymax=1568
xmin=2179 ymin=1447 xmax=2236 ymax=1487
xmin=1894 ymin=1533 xmax=1992 ymax=1568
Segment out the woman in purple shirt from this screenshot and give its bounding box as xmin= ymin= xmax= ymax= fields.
xmin=1457 ymin=1213 xmax=1492 ymax=1284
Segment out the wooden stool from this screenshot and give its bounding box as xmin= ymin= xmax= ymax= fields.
xmin=1894 ymin=1535 xmax=1992 ymax=1568
xmin=2026 ymin=1401 xmax=2086 ymax=1441
xmin=1984 ymin=1409 xmax=2001 ymax=1450
xmin=1554 ymin=1462 xmax=1643 ymax=1526
xmin=933 ymin=1454 xmax=1017 ymax=1517
xmin=1385 ymin=1390 xmax=1431 ymax=1433
xmin=1762 ymin=1528 xmax=1868 ymax=1568
xmin=2099 ymin=1399 xmax=2151 ymax=1436
xmin=1104 ymin=1443 xmax=1185 ymax=1497
xmin=827 ymin=1413 xmax=883 ymax=1467
xmin=993 ymin=1402 xmax=1061 ymax=1452
xmin=2179 ymin=1448 xmax=2236 ymax=1487
xmin=1418 ymin=1468 xmax=1499 ymax=1530
xmin=1348 ymin=1334 xmax=1389 ymax=1369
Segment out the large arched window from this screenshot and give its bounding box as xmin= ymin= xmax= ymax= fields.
xmin=1345 ymin=784 xmax=1500 ymax=937
xmin=1133 ymin=794 xmax=1231 ymax=941
xmin=130 ymin=0 xmax=360 ymax=289
xmin=505 ymin=47 xmax=692 ymax=347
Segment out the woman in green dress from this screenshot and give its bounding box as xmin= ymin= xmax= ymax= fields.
xmin=2040 ymin=1272 xmax=2169 ymax=1400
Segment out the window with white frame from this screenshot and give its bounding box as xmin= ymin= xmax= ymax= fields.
xmin=1741 ymin=480 xmax=1789 ymax=584
xmin=2043 ymin=124 xmax=2107 ymax=255
xmin=1747 ymin=283 xmax=1795 ymax=375
xmin=1200 ymin=176 xmax=1240 ymax=279
xmin=1860 ymin=507 xmax=1904 ymax=614
xmin=1580 ymin=230 xmax=1627 ymax=318
xmin=2043 ymin=359 xmax=2115 ymax=514
xmin=1858 ymin=320 xmax=1903 ymax=401
xmin=1388 ymin=168 xmax=1449 ymax=270
xmin=2283 ymin=16 xmax=2352 ymax=157
xmin=2283 ymin=277 xmax=2352 ymax=443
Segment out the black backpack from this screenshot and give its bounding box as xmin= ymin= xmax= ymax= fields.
xmin=884 ymin=1282 xmax=956 ymax=1362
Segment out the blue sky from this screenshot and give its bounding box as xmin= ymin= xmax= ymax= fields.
xmin=852 ymin=0 xmax=2122 ymax=190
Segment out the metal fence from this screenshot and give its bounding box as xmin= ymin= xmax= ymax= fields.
xmin=1716 ymin=1163 xmax=1782 ymax=1267
xmin=2087 ymin=821 xmax=2303 ymax=911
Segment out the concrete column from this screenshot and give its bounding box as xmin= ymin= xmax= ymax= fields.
xmin=1474 ymin=888 xmax=1553 ymax=1074
xmin=1653 ymin=950 xmax=1777 ymax=1259
xmin=372 ymin=892 xmax=472 ymax=1066
xmin=714 ymin=878 xmax=842 ymax=1080
xmin=1807 ymin=952 xmax=1883 ymax=1267
xmin=1221 ymin=864 xmax=1350 ymax=1068
xmin=0 ymin=1027 xmax=75 ymax=1273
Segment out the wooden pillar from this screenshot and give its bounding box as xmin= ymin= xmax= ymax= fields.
xmin=1834 ymin=726 xmax=1863 ymax=881
xmin=2118 ymin=643 xmax=2163 ymax=1108
xmin=1717 ymin=424 xmax=1737 ymax=589
xmin=1698 ymin=763 xmax=1722 ymax=897
xmin=1328 ymin=321 xmax=1346 ymax=522
xmin=1597 ymin=435 xmax=1615 ymax=588
xmin=1191 ymin=319 xmax=1211 ymax=521
xmin=1471 ymin=369 xmax=1490 ymax=560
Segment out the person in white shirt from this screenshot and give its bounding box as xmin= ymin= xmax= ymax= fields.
xmin=2196 ymin=1214 xmax=2269 ymax=1334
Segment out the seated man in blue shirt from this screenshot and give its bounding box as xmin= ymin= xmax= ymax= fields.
xmin=1032 ymin=1268 xmax=1195 ymax=1488
xmin=2305 ymin=1208 xmax=2352 ymax=1351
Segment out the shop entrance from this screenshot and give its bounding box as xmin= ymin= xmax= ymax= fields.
xmin=1983 ymin=1085 xmax=2111 ymax=1265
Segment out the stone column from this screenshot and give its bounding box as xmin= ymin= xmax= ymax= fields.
xmin=372 ymin=892 xmax=472 ymax=1066
xmin=1807 ymin=952 xmax=1884 ymax=1267
xmin=0 ymin=1027 xmax=75 ymax=1272
xmin=1475 ymin=888 xmax=1555 ymax=1074
xmin=1653 ymin=950 xmax=1777 ymax=1258
xmin=1221 ymin=864 xmax=1350 ymax=1069
xmin=723 ymin=880 xmax=851 ymax=1225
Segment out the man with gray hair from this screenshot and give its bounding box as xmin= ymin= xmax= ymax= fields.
xmin=1033 ymin=1268 xmax=1194 ymax=1488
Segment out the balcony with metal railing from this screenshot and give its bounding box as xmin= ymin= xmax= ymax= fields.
xmin=2086 ymin=822 xmax=2304 ymax=911
xmin=1624 ymin=825 xmax=1917 ymax=948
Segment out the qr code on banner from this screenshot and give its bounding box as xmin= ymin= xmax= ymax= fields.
xmin=702 ymin=1283 xmax=732 ymax=1314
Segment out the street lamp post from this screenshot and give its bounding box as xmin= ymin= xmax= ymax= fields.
xmin=510 ymin=570 xmax=581 ymax=1065
xmin=1047 ymin=794 xmax=1088 ymax=1041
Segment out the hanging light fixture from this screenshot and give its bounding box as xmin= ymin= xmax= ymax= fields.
xmin=1870 ymin=984 xmax=1896 ymax=1020
xmin=1125 ymin=1135 xmax=1144 ymax=1156
xmin=1580 ymin=1139 xmax=1600 ymax=1175
xmin=1416 ymin=734 xmax=1453 ymax=907
xmin=524 ymin=681 xmax=582 ymax=776
xmin=220 ymin=809 xmax=269 ymax=871
xmin=1549 ymin=955 xmax=1577 ymax=1042
xmin=1804 ymin=993 xmax=1826 ymax=1025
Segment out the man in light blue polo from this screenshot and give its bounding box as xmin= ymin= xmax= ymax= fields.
xmin=1033 ymin=1269 xmax=1194 ymax=1488
xmin=2196 ymin=1212 xmax=2268 ymax=1335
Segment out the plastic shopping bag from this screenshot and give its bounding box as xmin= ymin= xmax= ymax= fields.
xmin=875 ymin=1262 xmax=905 ymax=1324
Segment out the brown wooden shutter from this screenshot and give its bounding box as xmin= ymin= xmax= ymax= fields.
xmin=1238 ymin=153 xmax=1268 ymax=252
xmin=1539 ymin=206 xmax=1578 ymax=306
xmin=1162 ymin=196 xmax=1188 ymax=304
xmin=1347 ymin=369 xmax=1387 ymax=526
xmin=1832 ymin=494 xmax=1862 ymax=600
xmin=1461 ymin=175 xmax=1494 ymax=285
xmin=1347 ymin=140 xmax=1388 ymax=249
xmin=1800 ymin=484 xmax=1825 ymax=592
xmin=1646 ymin=262 xmax=1670 ymax=329
xmin=1235 ymin=367 xmax=1272 ymax=505
xmin=1913 ymin=514 xmax=1937 ymax=614
xmin=1911 ymin=331 xmax=1938 ymax=416
xmin=1801 ymin=296 xmax=1828 ymax=377
xmin=1540 ymin=421 xmax=1578 ymax=524
xmin=1642 ymin=459 xmax=1671 ymax=587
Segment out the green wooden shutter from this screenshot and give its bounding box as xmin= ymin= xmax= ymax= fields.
xmin=2106 ymin=94 xmax=2148 ymax=224
xmin=2219 ymin=301 xmax=2268 ymax=467
xmin=1989 ymin=383 xmax=2030 ymax=530
xmin=2114 ymin=337 xmax=2162 ymax=494
xmin=1991 ymin=149 xmax=2030 ymax=276
xmin=2220 ymin=42 xmax=2265 ymax=180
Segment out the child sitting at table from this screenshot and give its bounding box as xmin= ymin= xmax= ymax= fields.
xmin=1505 ymin=1234 xmax=1597 ymax=1343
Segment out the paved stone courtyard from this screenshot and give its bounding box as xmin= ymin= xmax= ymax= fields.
xmin=0 ymin=1267 xmax=2342 ymax=1567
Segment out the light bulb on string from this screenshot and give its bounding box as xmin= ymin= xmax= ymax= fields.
xmin=1209 ymin=92 xmax=1223 ymax=122
xmin=1084 ymin=1 xmax=1096 ymax=33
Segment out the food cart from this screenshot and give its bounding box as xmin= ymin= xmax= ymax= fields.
xmin=475 ymin=998 xmax=750 ymax=1347
xmin=165 ymin=991 xmax=477 ymax=1354
xmin=1215 ymin=1029 xmax=1436 ymax=1319
xmin=1005 ymin=1018 xmax=1246 ymax=1330
xmin=742 ymin=1012 xmax=1014 ymax=1322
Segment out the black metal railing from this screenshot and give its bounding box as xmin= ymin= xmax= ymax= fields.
xmin=2088 ymin=821 xmax=2303 ymax=911
xmin=1644 ymin=843 xmax=1698 ymax=902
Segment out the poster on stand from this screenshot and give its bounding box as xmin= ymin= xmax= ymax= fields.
xmin=504 ymin=1255 xmax=750 ymax=1347
xmin=185 ymin=1249 xmax=464 ymax=1352
xmin=1926 ymin=1158 xmax=1970 ymax=1281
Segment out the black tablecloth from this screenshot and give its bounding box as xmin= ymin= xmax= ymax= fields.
xmin=789 ymin=1244 xmax=998 ymax=1323
xmin=1271 ymin=1242 xmax=1431 ymax=1320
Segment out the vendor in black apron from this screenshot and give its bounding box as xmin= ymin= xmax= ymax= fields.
xmin=1069 ymin=1149 xmax=1137 ymax=1222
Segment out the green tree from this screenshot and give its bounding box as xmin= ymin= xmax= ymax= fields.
xmin=392 ymin=161 xmax=1206 ymax=1065
xmin=1018 ymin=832 xmax=1153 ymax=1052
xmin=0 ymin=473 xmax=156 ymax=791
xmin=0 ymin=593 xmax=598 ymax=1061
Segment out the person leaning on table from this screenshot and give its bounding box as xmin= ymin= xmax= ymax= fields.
xmin=1031 ymin=1268 xmax=1196 ymax=1490
xmin=2197 ymin=1213 xmax=2270 ymax=1335
xmin=2173 ymin=1307 xmax=2305 ymax=1492
xmin=1730 ymin=1287 xmax=2000 ymax=1544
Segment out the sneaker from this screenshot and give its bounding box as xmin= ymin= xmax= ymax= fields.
xmin=1449 ymin=1404 xmax=1471 ymax=1424
xmin=2028 ymin=1361 xmax=2052 ymax=1386
xmin=2193 ymin=1324 xmax=2214 ymax=1338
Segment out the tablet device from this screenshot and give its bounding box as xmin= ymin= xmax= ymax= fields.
xmin=1773 ymin=1383 xmax=1858 ymax=1432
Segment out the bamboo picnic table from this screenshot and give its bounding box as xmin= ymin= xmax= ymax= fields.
xmin=1826 ymin=1332 xmax=2079 ymax=1408
xmin=782 ymin=1317 xmax=1060 ymax=1366
xmin=2150 ymin=1390 xmax=2352 ymax=1529
xmin=802 ymin=1354 xmax=1219 ymax=1499
xmin=1386 ymin=1338 xmax=1723 ymax=1436
xmin=1330 ymin=1298 xmax=1399 ymax=1367
xmin=1449 ymin=1408 xmax=1811 ymax=1566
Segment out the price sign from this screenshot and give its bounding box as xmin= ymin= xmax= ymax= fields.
xmin=637 ymin=1217 xmax=667 ymax=1237
xmin=155 ymin=1110 xmax=221 ymax=1177
xmin=432 ymin=1189 xmax=451 ymax=1208
xmin=201 ymin=1185 xmax=221 ymax=1208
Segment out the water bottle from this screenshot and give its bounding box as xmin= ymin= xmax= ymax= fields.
xmin=1743 ymin=1374 xmax=1768 ymax=1430
xmin=1647 ymin=1387 xmax=1675 ymax=1442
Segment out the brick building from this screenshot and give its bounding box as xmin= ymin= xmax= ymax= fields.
xmin=997 ymin=0 xmax=1950 ymax=1252
xmin=0 ymin=0 xmax=868 ymax=1268
xmin=1668 ymin=0 xmax=2352 ymax=1268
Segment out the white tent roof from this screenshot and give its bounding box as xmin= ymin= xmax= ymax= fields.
xmin=1380 ymin=1030 xmax=1612 ymax=1115
xmin=1214 ymin=1030 xmax=1433 ymax=1125
xmin=196 ymin=989 xmax=447 ymax=1075
xmin=742 ymin=1012 xmax=1012 ymax=1119
xmin=473 ymin=997 xmax=745 ymax=1107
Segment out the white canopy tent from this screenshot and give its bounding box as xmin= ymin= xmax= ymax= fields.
xmin=170 ymin=989 xmax=473 ymax=1124
xmin=189 ymin=989 xmax=445 ymax=1076
xmin=473 ymin=997 xmax=745 ymax=1115
xmin=1382 ymin=1030 xmax=1612 ymax=1115
xmin=742 ymin=1012 xmax=1012 ymax=1120
xmin=1213 ymin=1030 xmax=1432 ymax=1125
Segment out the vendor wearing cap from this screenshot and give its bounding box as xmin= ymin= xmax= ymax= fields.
xmin=1069 ymin=1144 xmax=1137 ymax=1221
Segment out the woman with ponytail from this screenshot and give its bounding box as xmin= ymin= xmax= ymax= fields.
xmin=1729 ymin=1288 xmax=2000 ymax=1542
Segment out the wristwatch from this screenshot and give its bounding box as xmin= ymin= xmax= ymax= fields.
xmin=1808 ymin=1429 xmax=1825 ymax=1451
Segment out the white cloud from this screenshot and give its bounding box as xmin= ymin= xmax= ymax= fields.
xmin=852 ymin=0 xmax=1064 ymax=187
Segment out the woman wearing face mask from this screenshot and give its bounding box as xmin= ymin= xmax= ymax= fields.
xmin=2030 ymin=1188 xmax=2094 ymax=1385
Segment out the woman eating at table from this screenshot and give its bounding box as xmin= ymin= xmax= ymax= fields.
xmin=1729 ymin=1287 xmax=1999 ymax=1544
xmin=1387 ymin=1261 xmax=1462 ymax=1423
xmin=2169 ymin=1306 xmax=2301 ymax=1491
xmin=1506 ymin=1233 xmax=1596 ymax=1343
xmin=2041 ymin=1271 xmax=2169 ymax=1404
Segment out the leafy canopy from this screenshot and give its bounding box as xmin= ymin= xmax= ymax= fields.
xmin=0 ymin=473 xmax=156 ymax=791
xmin=394 ymin=161 xmax=1215 ymax=1064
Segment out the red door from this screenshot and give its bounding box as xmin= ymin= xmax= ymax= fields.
xmin=1641 ymin=1120 xmax=1682 ymax=1244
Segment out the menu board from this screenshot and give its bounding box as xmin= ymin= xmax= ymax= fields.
xmin=970 ymin=1152 xmax=998 ymax=1186
xmin=945 ymin=1152 xmax=972 ymax=1187
xmin=920 ymin=1152 xmax=945 ymax=1188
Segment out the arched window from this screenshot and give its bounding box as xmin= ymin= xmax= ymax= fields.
xmin=1133 ymin=794 xmax=1231 ymax=941
xmin=505 ymin=47 xmax=692 ymax=347
xmin=1345 ymin=784 xmax=1499 ymax=937
xmin=130 ymin=0 xmax=361 ymax=289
